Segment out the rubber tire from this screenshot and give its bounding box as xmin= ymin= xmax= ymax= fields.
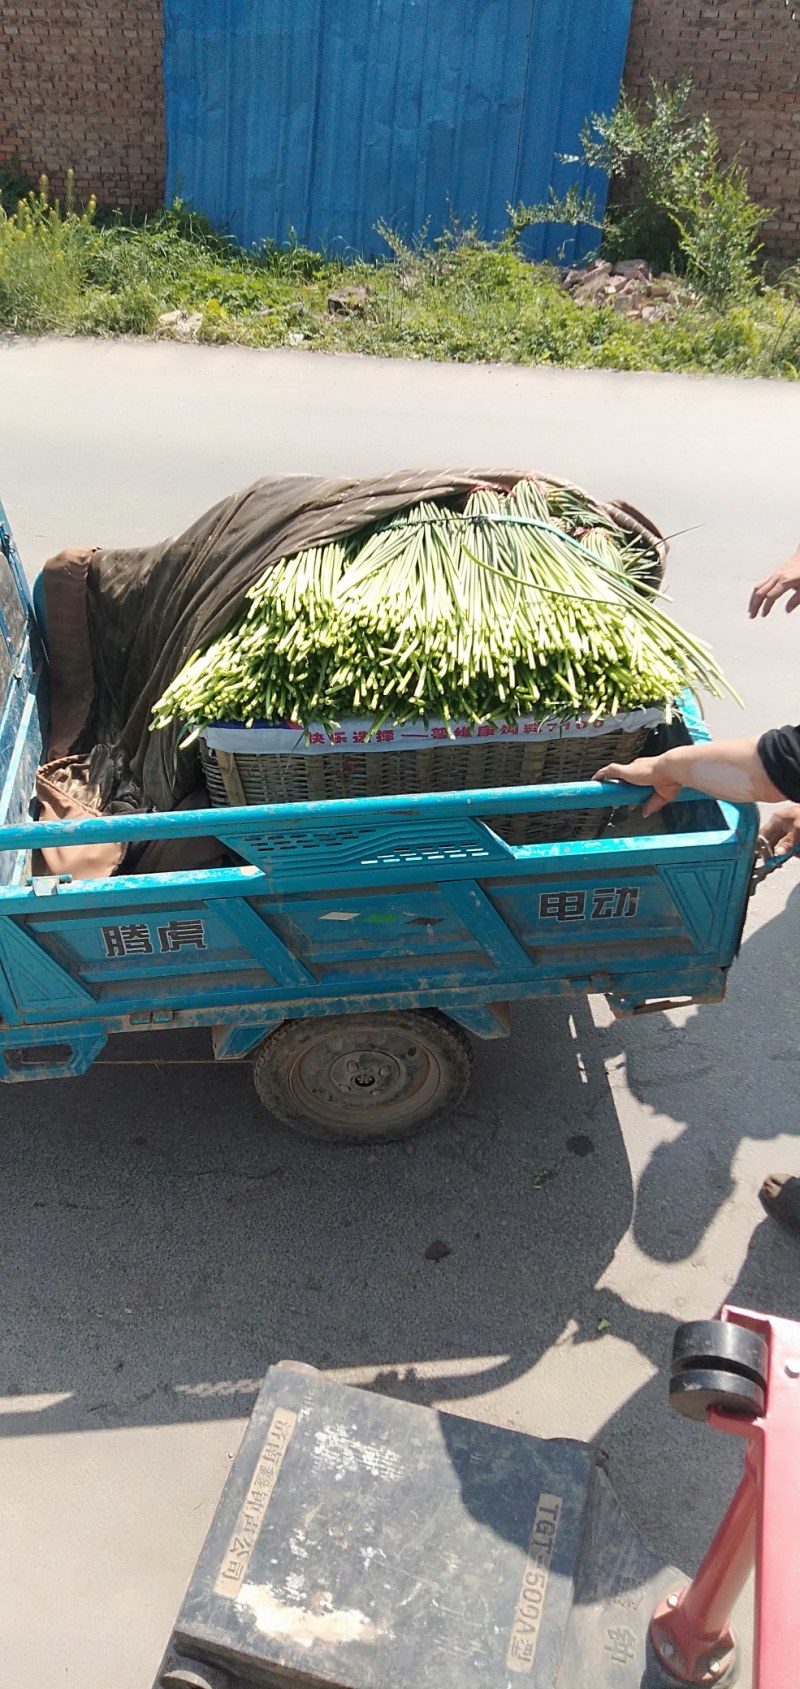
xmin=252 ymin=1010 xmax=473 ymax=1144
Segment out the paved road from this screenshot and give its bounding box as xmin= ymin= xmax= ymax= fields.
xmin=1 ymin=339 xmax=799 ymax=1688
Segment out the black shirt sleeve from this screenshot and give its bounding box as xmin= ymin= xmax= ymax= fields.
xmin=757 ymin=725 xmax=800 ymax=801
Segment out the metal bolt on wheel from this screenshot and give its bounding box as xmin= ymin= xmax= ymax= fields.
xmin=252 ymin=1010 xmax=473 ymax=1143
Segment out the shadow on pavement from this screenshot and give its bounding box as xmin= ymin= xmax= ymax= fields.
xmin=602 ymin=877 xmax=800 ymax=1268
xmin=565 ymin=1212 xmax=800 ymax=1576
xmin=3 ymin=880 xmax=798 ymax=1580
xmin=0 ymin=994 xmax=632 ymax=1437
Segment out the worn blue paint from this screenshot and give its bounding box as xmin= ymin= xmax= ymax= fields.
xmin=0 ymin=786 xmax=758 ymax=1060
xmin=0 ymin=510 xmax=762 ymax=1086
xmin=0 ymin=1028 xmax=108 ymax=1083
xmin=214 ymin=896 xmax=317 ymax=986
xmin=163 ymin=0 xmax=633 ymax=262
xmin=449 ymin=1002 xmax=511 ymax=1039
xmin=444 ymin=880 xmax=536 ymax=975
xmin=212 ymin=1021 xmax=283 ymax=1060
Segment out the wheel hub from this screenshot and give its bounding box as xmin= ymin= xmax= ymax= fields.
xmin=329 ymin=1048 xmax=403 ymax=1099
xmin=288 ymin=1027 xmax=439 ymax=1132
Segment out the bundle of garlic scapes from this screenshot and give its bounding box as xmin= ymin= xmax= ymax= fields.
xmin=152 ymin=478 xmax=731 ymax=736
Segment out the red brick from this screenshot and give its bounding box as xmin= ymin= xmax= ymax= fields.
xmin=625 ymin=0 xmax=800 ymax=257
xmin=0 ymin=0 xmax=165 ymax=211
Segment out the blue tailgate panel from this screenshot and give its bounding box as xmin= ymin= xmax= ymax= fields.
xmin=0 ymin=843 xmax=751 ymax=1049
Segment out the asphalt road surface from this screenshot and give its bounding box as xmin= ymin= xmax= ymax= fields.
xmin=1 ymin=339 xmax=799 ymax=1688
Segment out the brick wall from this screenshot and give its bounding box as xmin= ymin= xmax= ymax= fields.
xmin=0 ymin=1 xmax=165 ymax=213
xmin=624 ymin=0 xmax=800 ymax=259
xmin=0 ymin=3 xmax=797 ymax=255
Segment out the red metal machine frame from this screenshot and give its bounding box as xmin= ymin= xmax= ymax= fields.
xmin=649 ymin=1305 xmax=800 ymax=1687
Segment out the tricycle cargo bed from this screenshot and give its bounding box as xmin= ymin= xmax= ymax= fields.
xmin=0 ymin=495 xmax=759 ymax=1139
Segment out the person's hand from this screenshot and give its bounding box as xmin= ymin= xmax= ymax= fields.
xmin=749 ymin=546 xmax=800 ymax=618
xmin=595 ymin=755 xmax=681 ymax=817
xmin=759 ymin=802 xmax=800 ymax=858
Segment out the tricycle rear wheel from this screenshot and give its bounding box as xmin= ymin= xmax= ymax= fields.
xmin=252 ymin=1009 xmax=473 ymax=1144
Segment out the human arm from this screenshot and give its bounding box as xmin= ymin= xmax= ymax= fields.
xmin=595 ymin=736 xmax=787 ymax=817
xmin=749 ymin=544 xmax=800 ymax=618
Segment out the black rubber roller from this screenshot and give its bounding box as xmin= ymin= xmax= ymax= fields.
xmin=670 ymin=1367 xmax=766 ymax=1423
xmin=671 ymin=1319 xmax=768 ymax=1390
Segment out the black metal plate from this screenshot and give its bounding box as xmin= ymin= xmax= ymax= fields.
xmin=157 ymin=1364 xmax=593 ymax=1688
xmin=559 ymin=1462 xmax=687 ymax=1688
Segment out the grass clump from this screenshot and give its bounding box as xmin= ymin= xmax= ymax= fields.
xmin=0 ymin=135 xmax=797 ymax=380
xmin=0 ymin=174 xmax=95 ymax=332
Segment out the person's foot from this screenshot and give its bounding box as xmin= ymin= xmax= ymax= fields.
xmin=759 ymin=1174 xmax=800 ymax=1235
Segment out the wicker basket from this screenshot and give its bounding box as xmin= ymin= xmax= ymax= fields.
xmin=199 ymin=712 xmax=664 ymax=846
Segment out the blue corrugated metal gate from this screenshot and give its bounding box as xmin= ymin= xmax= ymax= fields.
xmin=163 ymin=0 xmax=633 ymax=261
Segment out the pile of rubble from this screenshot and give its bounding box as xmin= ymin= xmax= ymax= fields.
xmin=559 ymin=259 xmax=693 ymax=322
xmin=158 ymin=308 xmax=203 ymax=341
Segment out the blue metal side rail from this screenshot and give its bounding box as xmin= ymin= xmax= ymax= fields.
xmin=0 ymin=775 xmax=759 ymax=1083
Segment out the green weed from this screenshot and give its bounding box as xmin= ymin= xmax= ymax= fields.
xmin=0 ymin=173 xmax=95 ymax=332
xmin=0 ymin=170 xmax=796 ymax=381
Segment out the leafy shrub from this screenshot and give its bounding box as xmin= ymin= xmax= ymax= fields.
xmin=668 ymin=146 xmax=767 ymax=301
xmin=198 ymin=298 xmax=235 ymax=342
xmin=512 ymin=80 xmax=768 ymax=303
xmin=584 ymin=79 xmax=706 ymax=272
xmin=259 ymin=232 xmax=335 ymax=280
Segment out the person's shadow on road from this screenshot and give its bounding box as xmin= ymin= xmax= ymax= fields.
xmin=432 ymin=876 xmax=800 ymax=1572
xmin=602 ymin=876 xmax=800 ymax=1268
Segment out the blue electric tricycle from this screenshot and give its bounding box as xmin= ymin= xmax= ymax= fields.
xmin=0 ymin=498 xmax=761 ymax=1143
